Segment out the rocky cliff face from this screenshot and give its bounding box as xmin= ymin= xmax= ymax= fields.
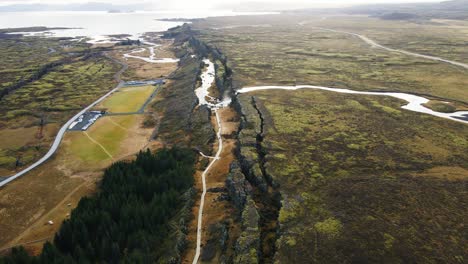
xmin=226 ymin=160 xmax=262 ymax=263
xmin=234 ymin=198 xmax=261 ymax=264
xmin=226 ymin=161 xmax=252 ymax=211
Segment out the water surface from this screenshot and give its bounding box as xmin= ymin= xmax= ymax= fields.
xmin=0 ymin=10 xmax=277 ymax=41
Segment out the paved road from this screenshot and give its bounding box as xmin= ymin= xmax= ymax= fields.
xmin=313 ymin=27 xmax=468 ymax=70
xmin=0 ymin=58 xmax=128 ymax=188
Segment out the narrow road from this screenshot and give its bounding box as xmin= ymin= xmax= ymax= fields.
xmin=0 ymin=58 xmax=127 ymax=188
xmin=312 ymin=27 xmax=468 ymax=70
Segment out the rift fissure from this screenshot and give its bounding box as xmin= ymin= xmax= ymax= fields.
xmin=249 ymin=96 xmax=281 ymax=264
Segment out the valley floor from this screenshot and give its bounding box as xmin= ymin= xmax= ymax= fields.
xmin=0 ymin=38 xmax=177 ymax=253
xmin=189 ymin=14 xmax=468 ymax=263
xmin=1 ymin=12 xmax=467 ymax=264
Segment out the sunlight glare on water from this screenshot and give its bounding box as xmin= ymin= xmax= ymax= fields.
xmin=0 ymin=10 xmax=277 ymax=41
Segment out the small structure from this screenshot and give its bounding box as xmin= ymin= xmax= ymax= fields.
xmin=124 ymin=79 xmax=165 ymax=87
xmin=68 ymin=111 xmax=105 ymax=131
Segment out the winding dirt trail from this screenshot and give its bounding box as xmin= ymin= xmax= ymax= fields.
xmin=192 ymin=109 xmax=223 ymax=264
xmin=190 ymin=53 xmax=468 ymax=263
xmin=192 ymin=58 xmax=231 ymax=264
xmin=83 ymin=132 xmax=114 ymax=160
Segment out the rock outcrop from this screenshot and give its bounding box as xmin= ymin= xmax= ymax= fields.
xmin=234 ymin=198 xmax=261 ymax=264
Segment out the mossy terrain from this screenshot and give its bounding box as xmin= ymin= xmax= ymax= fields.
xmin=192 ymin=15 xmax=468 ymax=103
xmin=188 ymin=14 xmax=468 ymax=263
xmin=0 ymin=56 xmax=118 ymax=125
xmin=298 ymin=15 xmax=468 ymax=63
xmin=238 ymin=89 xmax=467 ymax=263
xmin=0 ymin=37 xmax=81 ymax=97
xmin=151 ymin=42 xmax=214 ymax=154
xmin=423 ymin=100 xmax=458 ymax=113
xmin=0 ymin=35 xmax=119 ymax=174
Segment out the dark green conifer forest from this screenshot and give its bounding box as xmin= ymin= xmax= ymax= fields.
xmin=1 ymin=147 xmax=195 ymax=263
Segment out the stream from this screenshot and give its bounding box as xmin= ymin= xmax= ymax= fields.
xmin=123 ymin=41 xmax=179 ymax=63
xmin=237 ymin=85 xmax=468 ymax=124
xmin=192 ymin=58 xmax=232 ymax=264
xmin=191 ymin=57 xmax=467 ymax=263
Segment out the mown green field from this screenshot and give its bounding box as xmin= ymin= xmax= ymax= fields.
xmin=67 ymin=115 xmax=138 ymax=164
xmin=98 ymin=85 xmax=155 ymax=113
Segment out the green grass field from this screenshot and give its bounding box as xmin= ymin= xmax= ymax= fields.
xmin=67 ymin=115 xmax=139 ymax=164
xmin=98 ymin=85 xmax=155 ymax=113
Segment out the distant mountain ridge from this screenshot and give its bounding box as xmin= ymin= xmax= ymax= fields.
xmin=0 ymin=2 xmax=150 ymax=12
xmin=346 ymin=0 xmax=468 ymax=20
xmin=2 ymin=0 xmax=468 ymax=20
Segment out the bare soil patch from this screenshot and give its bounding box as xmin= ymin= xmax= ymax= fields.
xmin=182 ymin=107 xmax=240 ymax=263
xmin=412 ymin=166 xmax=468 ymax=180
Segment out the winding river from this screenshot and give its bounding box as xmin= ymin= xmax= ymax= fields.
xmin=237 ymin=85 xmax=468 ymax=124
xmin=194 ymin=59 xmax=232 ymax=108
xmin=191 ymin=56 xmax=467 ymax=263
xmin=123 ymin=41 xmax=180 ymax=63
xmin=192 ymin=58 xmax=230 ymax=264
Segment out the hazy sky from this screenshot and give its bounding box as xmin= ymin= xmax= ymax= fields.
xmin=0 ymin=0 xmax=444 ymax=9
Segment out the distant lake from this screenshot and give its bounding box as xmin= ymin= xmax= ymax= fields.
xmin=0 ymin=10 xmax=277 ymax=41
